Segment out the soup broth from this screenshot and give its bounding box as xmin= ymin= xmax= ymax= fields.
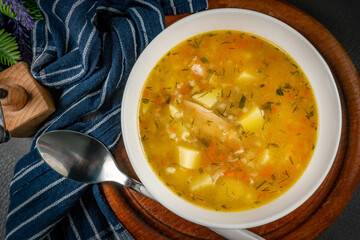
xmin=138 ymin=30 xmax=318 ymax=212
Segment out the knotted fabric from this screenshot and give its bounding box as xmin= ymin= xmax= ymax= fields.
xmin=5 ymin=0 xmax=208 ymax=239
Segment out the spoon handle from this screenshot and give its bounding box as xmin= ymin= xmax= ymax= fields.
xmin=125 ymin=177 xmax=155 ymax=200
xmin=209 ymin=228 xmax=265 ymax=240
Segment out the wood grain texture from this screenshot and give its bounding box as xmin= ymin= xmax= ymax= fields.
xmin=0 ymin=83 xmax=28 ymax=111
xmin=0 ymin=62 xmax=55 ymax=137
xmin=102 ymin=0 xmax=360 ymax=239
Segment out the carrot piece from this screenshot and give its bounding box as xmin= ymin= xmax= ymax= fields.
xmin=269 ymin=55 xmax=278 ymax=60
xmin=257 ymin=147 xmax=265 ymax=153
xmin=182 ymin=45 xmax=192 ymax=56
xmin=261 ymin=165 xmax=273 ymax=178
xmin=179 ymin=85 xmax=190 ymax=95
xmin=224 ymin=170 xmax=235 ymax=177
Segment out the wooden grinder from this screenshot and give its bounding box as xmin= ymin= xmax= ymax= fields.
xmin=0 ymin=62 xmax=55 ymax=138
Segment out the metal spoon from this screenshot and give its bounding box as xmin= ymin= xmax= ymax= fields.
xmin=36 ymin=130 xmax=264 ymax=240
xmin=36 ymin=130 xmax=153 ymax=199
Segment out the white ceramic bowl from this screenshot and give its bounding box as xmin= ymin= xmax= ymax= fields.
xmin=121 ymin=8 xmax=342 ymax=229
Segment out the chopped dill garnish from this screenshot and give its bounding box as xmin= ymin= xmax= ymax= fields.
xmin=261 ymin=101 xmax=274 ymax=112
xmin=239 ymin=95 xmax=246 ymax=109
xmin=200 ymin=57 xmax=209 ymax=64
xmin=276 ymin=88 xmax=284 ymax=96
xmin=256 ymin=180 xmax=267 ymax=190
xmin=267 ymin=143 xmax=279 ymax=148
xmin=142 ymin=98 xmax=150 ymax=104
xmin=305 ymin=110 xmax=314 ymax=119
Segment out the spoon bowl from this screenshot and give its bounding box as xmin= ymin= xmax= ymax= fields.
xmin=36 ymin=130 xmax=153 ymax=198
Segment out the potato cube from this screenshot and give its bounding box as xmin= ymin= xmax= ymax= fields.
xmin=260 ymin=149 xmax=270 ymax=165
xmin=239 ymin=106 xmax=263 ymax=132
xmin=169 ymin=104 xmax=179 ymax=117
xmin=236 ymin=71 xmax=254 ymax=83
xmin=215 ymin=177 xmax=255 ymax=202
xmin=209 ymin=74 xmax=221 ymax=85
xmin=178 ymin=146 xmax=201 ymax=169
xmin=192 ymin=88 xmax=221 ymax=109
xmin=190 ymin=173 xmax=214 ymax=191
xmin=141 ymin=102 xmax=152 ymax=114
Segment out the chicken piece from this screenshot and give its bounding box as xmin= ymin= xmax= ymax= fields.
xmin=182 ymin=100 xmax=242 ymax=146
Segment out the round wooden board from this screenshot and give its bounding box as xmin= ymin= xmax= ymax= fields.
xmin=102 ymin=0 xmax=360 ymax=239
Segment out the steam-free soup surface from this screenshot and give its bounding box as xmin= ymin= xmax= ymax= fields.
xmin=139 ymin=30 xmax=318 ymax=212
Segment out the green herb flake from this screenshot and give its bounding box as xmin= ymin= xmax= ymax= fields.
xmin=278 ymin=178 xmax=289 ymax=184
xmin=283 ymin=170 xmax=290 ymax=179
xmin=188 ymin=37 xmax=201 ymax=48
xmin=199 ymin=138 xmax=209 ymax=147
xmin=292 ymin=106 xmax=298 ymax=113
xmin=271 ymin=174 xmax=276 ymax=182
xmin=256 ymin=180 xmax=267 ymax=190
xmin=239 ymin=95 xmax=246 ymax=109
xmin=267 ymin=143 xmax=279 ymax=148
xmin=276 ymin=88 xmax=284 ymax=96
xmin=261 ymin=102 xmax=274 ymax=112
xmin=166 ymin=95 xmax=171 ymax=104
xmin=200 ymin=57 xmax=209 ymax=64
xmin=142 ymin=98 xmax=150 ymax=104
xmin=306 ymin=110 xmax=314 ymax=119
xmin=284 ymin=83 xmax=292 ymax=89
xmin=227 ymin=90 xmax=232 ymax=98
xmin=291 ymin=62 xmax=298 ymax=69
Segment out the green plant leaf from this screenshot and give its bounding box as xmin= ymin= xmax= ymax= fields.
xmin=0 ymin=0 xmax=17 ymax=19
xmin=23 ymin=0 xmax=43 ymax=21
xmin=0 ymin=28 xmax=21 ymax=66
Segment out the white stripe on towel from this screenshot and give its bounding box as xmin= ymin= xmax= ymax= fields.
xmin=80 ymin=198 xmax=101 ymax=240
xmin=8 ymin=177 xmax=67 ymax=218
xmin=6 ymin=184 xmax=87 ymax=239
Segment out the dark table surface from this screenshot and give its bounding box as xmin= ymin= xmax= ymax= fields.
xmin=0 ymin=0 xmax=359 ymax=239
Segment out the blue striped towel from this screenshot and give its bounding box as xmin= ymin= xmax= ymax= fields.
xmin=5 ymin=0 xmax=208 ymax=239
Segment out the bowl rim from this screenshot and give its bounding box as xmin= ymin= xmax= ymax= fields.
xmin=121 ymin=8 xmax=342 ymax=229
